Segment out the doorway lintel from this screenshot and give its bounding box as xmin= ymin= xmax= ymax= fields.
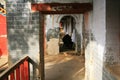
xmin=31 ymin=3 xmax=92 ymax=14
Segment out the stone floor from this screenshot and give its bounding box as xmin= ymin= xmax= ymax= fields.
xmin=45 ymin=53 xmax=85 ymax=80
xmin=106 ymin=64 xmax=120 ymax=80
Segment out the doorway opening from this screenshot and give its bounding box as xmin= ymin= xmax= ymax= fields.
xmin=31 ymin=3 xmax=92 ymax=80
xmin=45 ymin=14 xmax=85 ymax=80
xmin=46 ymin=15 xmax=77 ymax=55
xmin=59 ymin=16 xmax=76 ymax=53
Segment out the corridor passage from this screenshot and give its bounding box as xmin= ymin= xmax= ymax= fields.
xmin=45 ymin=53 xmax=85 ymax=80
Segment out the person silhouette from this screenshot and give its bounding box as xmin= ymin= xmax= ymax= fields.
xmin=62 ymin=34 xmax=75 ymax=51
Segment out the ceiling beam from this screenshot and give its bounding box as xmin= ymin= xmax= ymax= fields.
xmin=31 ymin=3 xmax=93 ymax=14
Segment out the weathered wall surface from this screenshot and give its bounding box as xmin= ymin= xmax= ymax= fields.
xmin=6 ymin=1 xmax=40 ymax=63
xmin=103 ymin=0 xmax=120 ymax=80
xmin=85 ymin=0 xmax=106 ymax=80
xmin=105 ymin=0 xmax=120 ymax=65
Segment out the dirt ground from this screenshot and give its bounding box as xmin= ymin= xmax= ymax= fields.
xmin=45 ymin=53 xmax=85 ymax=80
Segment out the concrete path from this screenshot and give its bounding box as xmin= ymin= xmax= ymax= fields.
xmin=45 ymin=54 xmax=85 ymax=80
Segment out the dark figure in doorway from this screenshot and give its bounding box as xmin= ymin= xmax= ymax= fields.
xmin=61 ymin=34 xmax=75 ymax=52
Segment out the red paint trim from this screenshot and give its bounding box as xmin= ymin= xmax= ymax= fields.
xmin=20 ymin=64 xmax=25 ymax=80
xmin=84 ymin=12 xmax=89 ymax=29
xmin=24 ymin=60 xmax=29 ymax=80
xmin=10 ymin=71 xmax=15 ymax=80
xmin=31 ymin=3 xmax=93 ymax=14
xmin=0 ymin=13 xmax=8 ymax=56
xmin=0 ymin=56 xmax=32 ymax=80
xmin=16 ymin=67 xmax=20 ymax=80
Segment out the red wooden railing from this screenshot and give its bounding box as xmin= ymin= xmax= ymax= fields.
xmin=0 ymin=56 xmax=39 ymax=80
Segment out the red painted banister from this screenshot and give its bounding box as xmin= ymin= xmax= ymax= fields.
xmin=10 ymin=71 xmax=15 ymax=80
xmin=0 ymin=56 xmax=39 ymax=80
xmin=16 ymin=67 xmax=20 ymax=80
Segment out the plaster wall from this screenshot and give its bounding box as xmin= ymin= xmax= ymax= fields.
xmin=102 ymin=0 xmax=120 ymax=80
xmin=105 ymin=0 xmax=120 ymax=65
xmin=85 ymin=0 xmax=106 ymax=80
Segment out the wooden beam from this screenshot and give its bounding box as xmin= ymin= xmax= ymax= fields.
xmin=39 ymin=13 xmax=45 ymax=80
xmin=31 ymin=3 xmax=92 ymax=14
xmin=40 ymin=9 xmax=91 ymax=14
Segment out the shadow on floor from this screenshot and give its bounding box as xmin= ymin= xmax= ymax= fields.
xmin=45 ymin=54 xmax=85 ymax=80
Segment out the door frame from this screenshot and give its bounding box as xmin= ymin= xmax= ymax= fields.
xmin=31 ymin=3 xmax=92 ymax=80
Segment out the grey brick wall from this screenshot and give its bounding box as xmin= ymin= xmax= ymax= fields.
xmin=6 ymin=1 xmax=40 ymax=63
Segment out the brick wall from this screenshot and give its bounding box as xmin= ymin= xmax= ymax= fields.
xmin=6 ymin=1 xmax=40 ymax=63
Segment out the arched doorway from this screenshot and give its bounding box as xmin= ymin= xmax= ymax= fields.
xmin=58 ymin=15 xmax=83 ymax=55
xmin=45 ymin=15 xmax=83 ymax=55
xmin=59 ymin=16 xmax=76 ymax=52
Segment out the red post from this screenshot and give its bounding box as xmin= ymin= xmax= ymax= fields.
xmin=20 ymin=64 xmax=24 ymax=80
xmin=16 ymin=67 xmax=20 ymax=80
xmin=24 ymin=60 xmax=29 ymax=80
xmin=10 ymin=71 xmax=15 ymax=80
xmin=4 ymin=77 xmax=8 ymax=80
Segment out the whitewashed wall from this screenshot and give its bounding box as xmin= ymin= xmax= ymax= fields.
xmin=85 ymin=0 xmax=106 ymax=80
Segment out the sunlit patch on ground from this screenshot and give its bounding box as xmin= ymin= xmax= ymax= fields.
xmin=45 ymin=53 xmax=85 ymax=80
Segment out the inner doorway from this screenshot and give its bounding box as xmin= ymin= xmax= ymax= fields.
xmin=45 ymin=14 xmax=84 ymax=80
xmin=59 ymin=16 xmax=76 ymax=53
xmin=46 ymin=15 xmax=77 ymax=55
